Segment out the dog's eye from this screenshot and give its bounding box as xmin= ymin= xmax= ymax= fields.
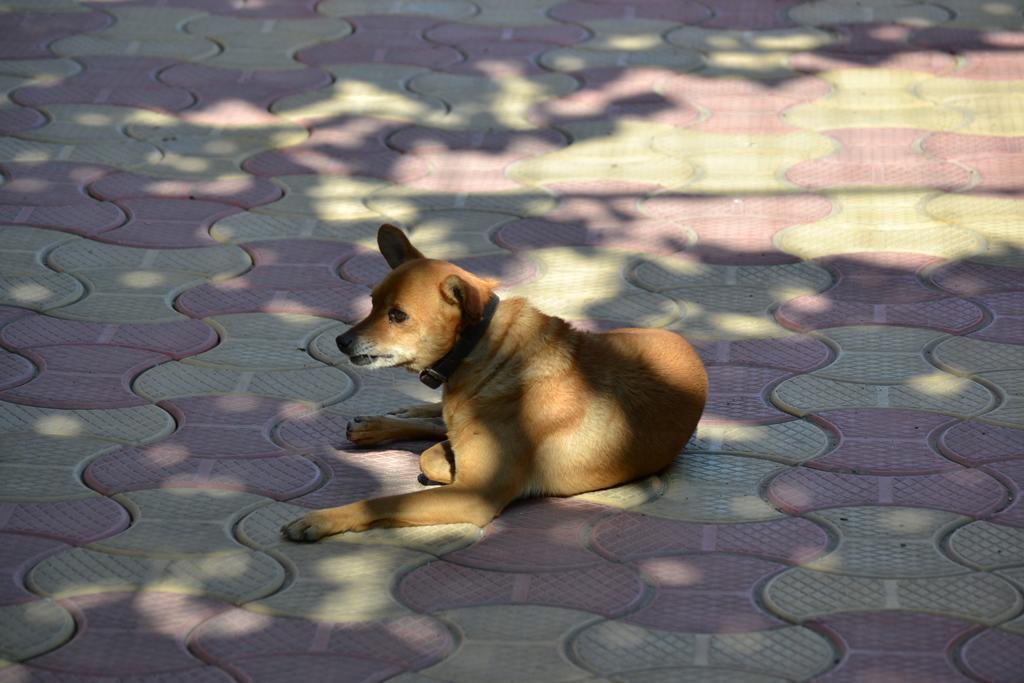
xmin=388 ymin=308 xmax=408 ymax=324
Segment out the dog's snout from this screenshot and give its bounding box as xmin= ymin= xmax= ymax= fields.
xmin=336 ymin=331 xmax=357 ymax=354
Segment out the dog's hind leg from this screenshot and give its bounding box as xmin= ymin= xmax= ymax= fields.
xmin=419 ymin=440 xmax=455 ymax=484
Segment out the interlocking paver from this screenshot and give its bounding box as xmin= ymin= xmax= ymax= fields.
xmin=2 ymin=0 xmax=1023 ymax=679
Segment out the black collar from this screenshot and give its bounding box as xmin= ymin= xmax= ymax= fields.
xmin=419 ymin=294 xmax=500 ymax=389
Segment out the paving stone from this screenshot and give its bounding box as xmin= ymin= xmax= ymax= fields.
xmin=50 ymin=6 xmax=219 ymax=61
xmin=300 ymin=17 xmax=462 ymax=69
xmin=192 ymin=313 xmax=336 ymax=369
xmin=0 ymin=435 xmax=128 ymax=504
xmin=687 ymin=418 xmax=832 ymax=465
xmin=0 ymin=400 xmax=175 ymax=443
xmin=629 ymin=453 xmax=787 ymax=522
xmin=0 ymin=531 xmax=69 ymax=603
xmin=253 ymin=542 xmax=433 ymax=622
xmin=0 ymin=135 xmax=161 ymax=173
xmin=244 ymin=117 xmax=426 ymax=183
xmin=788 ymin=127 xmax=969 ymax=190
xmin=797 ymin=326 xmax=948 ymax=383
xmin=590 ymin=513 xmax=828 ymax=565
xmin=703 ymin=366 xmax=796 ymax=424
xmin=984 ymin=460 xmax=1024 ymax=526
xmin=767 ymin=466 xmax=1007 ymax=516
xmin=638 ymin=193 xmax=833 ymax=265
xmin=948 ymin=521 xmax=1024 ymax=570
xmin=414 ymin=606 xmax=596 ymax=683
xmin=192 ymin=609 xmax=454 ymax=677
xmin=627 ymin=554 xmax=789 ymax=633
xmin=0 ymin=344 xmax=167 ymax=409
xmin=924 ymin=134 xmax=1024 ymax=198
xmin=0 ymin=161 xmax=110 ymax=206
xmin=98 ymin=198 xmax=240 ymax=248
xmin=918 ymin=77 xmax=1024 ymax=136
xmin=807 ymin=409 xmax=960 ymax=474
xmin=0 ymin=347 xmax=33 ymax=393
xmin=183 ymin=16 xmax=351 ymax=70
xmin=763 ymin=567 xmax=1021 ymax=624
xmin=272 ymin=64 xmax=444 ymax=124
xmin=938 ymin=420 xmax=1024 ymax=465
xmin=804 ymin=506 xmax=968 ymax=577
xmin=0 ymin=10 xmax=113 ymax=59
xmin=815 ymin=611 xmax=978 ymax=683
xmin=666 ymin=25 xmax=835 ymax=79
xmin=929 ymin=260 xmax=1024 ymax=296
xmin=974 ymin=369 xmax=1024 ymax=428
xmin=17 ymin=591 xmax=229 ymax=677
xmin=541 ymin=20 xmax=705 ymax=72
xmin=316 ymin=0 xmax=477 ymax=21
xmin=960 ymin=627 xmax=1024 ymax=683
xmin=0 ymin=599 xmax=74 ymax=664
xmin=398 ymin=559 xmax=645 ymax=617
xmin=573 ymin=620 xmax=834 ymax=680
xmin=255 ymin=174 xmax=391 ymax=221
xmin=441 ymin=498 xmax=612 ymax=571
xmin=0 ymin=226 xmax=84 ymax=312
xmin=499 ymin=247 xmax=678 ymax=328
xmin=0 ymin=314 xmax=217 ymax=360
xmin=90 ymin=171 xmax=283 ymax=209
xmin=775 ymin=191 xmax=985 ymax=261
xmin=971 ymin=291 xmax=1024 ymax=345
xmin=0 ymin=498 xmax=129 ymax=545
xmin=367 ymin=183 xmax=557 ymax=225
xmin=693 ymin=335 xmax=832 ymax=372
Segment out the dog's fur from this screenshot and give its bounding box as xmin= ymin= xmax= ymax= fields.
xmin=282 ymin=224 xmax=707 ymax=541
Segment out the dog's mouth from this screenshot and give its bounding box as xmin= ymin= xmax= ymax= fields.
xmin=349 ymin=353 xmax=393 ymax=366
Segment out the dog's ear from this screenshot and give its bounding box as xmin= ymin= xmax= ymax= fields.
xmin=440 ymin=274 xmax=488 ymax=329
xmin=377 ymin=224 xmax=425 ymax=269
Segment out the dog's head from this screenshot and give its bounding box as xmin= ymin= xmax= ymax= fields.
xmin=336 ymin=224 xmax=496 ymax=371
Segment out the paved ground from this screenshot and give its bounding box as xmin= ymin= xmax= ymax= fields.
xmin=1 ymin=0 xmax=1023 ymax=681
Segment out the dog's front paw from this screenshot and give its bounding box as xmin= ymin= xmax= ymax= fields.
xmin=281 ymin=508 xmax=362 ymax=542
xmin=346 ymin=415 xmax=388 ymax=445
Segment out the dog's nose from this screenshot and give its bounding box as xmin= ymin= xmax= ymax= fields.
xmin=336 ymin=331 xmax=356 ymax=355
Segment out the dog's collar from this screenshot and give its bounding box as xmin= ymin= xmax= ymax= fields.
xmin=419 ymin=294 xmax=500 ymax=389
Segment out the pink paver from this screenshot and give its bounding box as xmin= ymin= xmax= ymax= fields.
xmin=703 ymin=365 xmax=795 ymax=424
xmin=0 ymin=202 xmax=126 ymax=237
xmin=387 ymin=127 xmax=565 ymax=193
xmin=929 ymin=261 xmax=1024 ymax=296
xmin=1 ymin=314 xmax=218 ymax=359
xmin=590 ymin=513 xmax=829 ymax=565
xmin=154 ymin=0 xmax=320 ymax=18
xmin=691 ymin=336 xmax=832 ymax=372
xmin=192 ymin=609 xmax=454 ymax=671
xmin=159 ymin=63 xmax=332 ymax=126
xmin=816 ymin=612 xmax=980 ymax=683
xmin=971 ymin=291 xmax=1024 ymax=345
xmin=0 ymin=532 xmax=70 ymax=604
xmin=24 ymin=591 xmax=228 ymax=678
xmin=940 ymin=420 xmax=1024 ymax=465
xmin=662 ymin=73 xmax=832 ymax=135
xmin=99 ymin=198 xmax=240 ymax=248
xmin=0 ymin=162 xmax=110 ymax=206
xmin=778 ymin=296 xmax=985 ymax=334
xmin=922 ymin=132 xmax=1024 ymax=197
xmin=960 ymin=628 xmax=1024 ymax=683
xmin=913 ymin=27 xmax=1024 ymax=51
xmin=787 ymin=128 xmax=970 ymax=191
xmin=0 ymin=105 xmax=43 ymax=135
xmin=298 ymin=16 xmax=462 ymax=69
xmin=177 ymin=240 xmax=371 ymax=321
xmin=0 ymin=345 xmax=167 ymax=408
xmin=12 ymin=56 xmax=192 ymax=112
xmin=808 ymin=410 xmax=961 ymax=475
xmin=551 ymin=0 xmax=710 ymax=23
xmin=766 ymin=467 xmax=1008 ymax=516
xmin=84 ymin=446 xmax=323 ymax=499
xmin=244 ymin=117 xmax=427 ymax=183
xmin=695 ymin=0 xmax=804 ymax=29
xmin=627 ymin=554 xmax=788 ymax=633
xmin=442 ymin=498 xmax=612 ymax=571
xmin=640 ymin=193 xmax=832 ymax=265
xmin=284 ymin=449 xmax=424 ymax=509
xmin=0 ymin=10 xmax=112 ymax=59
xmin=0 ymin=498 xmax=130 ymax=545
xmin=90 ymin=171 xmax=284 ymax=209
xmin=398 ymin=560 xmax=645 ymax=617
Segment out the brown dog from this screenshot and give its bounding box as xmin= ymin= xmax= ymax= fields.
xmin=282 ymin=224 xmax=707 ymax=541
